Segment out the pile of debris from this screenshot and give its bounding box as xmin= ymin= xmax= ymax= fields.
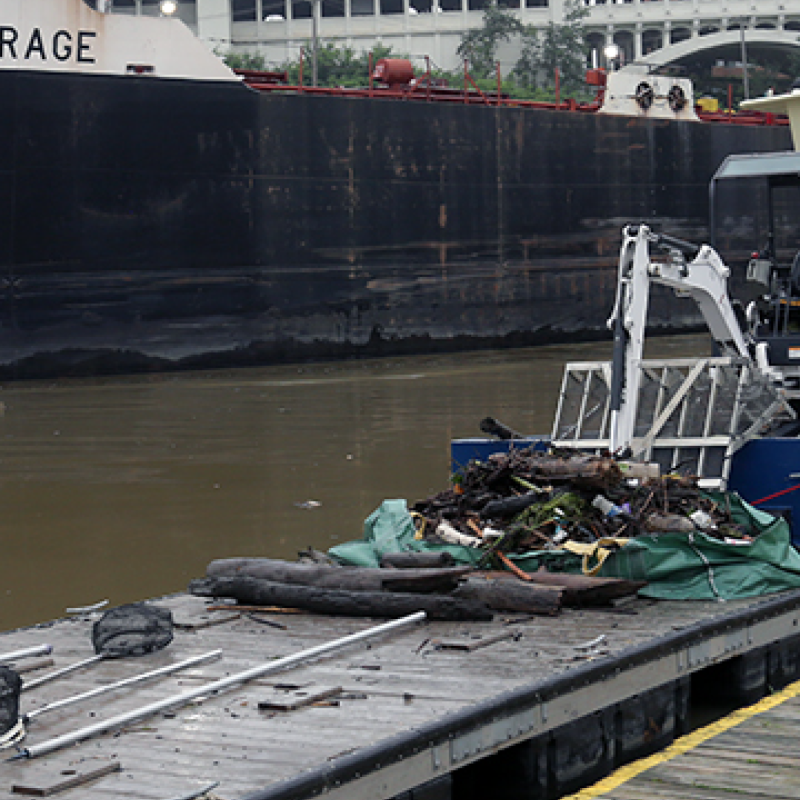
xmin=411 ymin=446 xmax=755 ymax=557
xmin=191 ymin=449 xmax=776 ymax=620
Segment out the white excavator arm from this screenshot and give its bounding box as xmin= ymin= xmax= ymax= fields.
xmin=607 ymin=224 xmax=752 ymax=454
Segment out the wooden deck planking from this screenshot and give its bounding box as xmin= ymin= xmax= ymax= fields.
xmin=3 ymin=591 xmax=800 ymax=799
xmin=573 ymin=684 xmax=800 ymax=800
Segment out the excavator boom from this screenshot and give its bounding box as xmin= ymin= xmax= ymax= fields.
xmin=607 ymin=224 xmax=751 ymax=453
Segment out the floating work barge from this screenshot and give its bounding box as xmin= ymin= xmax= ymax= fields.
xmin=4 ymin=590 xmax=800 ymax=799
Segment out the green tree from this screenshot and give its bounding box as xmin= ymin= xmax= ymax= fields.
xmin=222 ymin=44 xmax=396 ymax=87
xmin=282 ymin=43 xmax=395 ymax=87
xmin=456 ymin=3 xmax=525 ymax=79
xmin=222 ymin=51 xmax=268 ymax=71
xmin=513 ymin=0 xmax=589 ymax=93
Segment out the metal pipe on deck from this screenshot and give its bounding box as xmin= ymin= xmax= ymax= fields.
xmin=0 ymin=645 xmax=52 ymax=664
xmin=12 ymin=611 xmax=426 ymax=760
xmin=22 ymin=654 xmax=104 ymax=691
xmin=25 ymin=649 xmax=223 ymax=722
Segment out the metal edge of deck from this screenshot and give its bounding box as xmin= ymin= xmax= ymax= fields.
xmin=238 ymin=588 xmax=800 ymax=800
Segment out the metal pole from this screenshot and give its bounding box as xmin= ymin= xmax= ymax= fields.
xmin=22 ymin=654 xmax=104 ymax=692
xmin=0 ymin=645 xmax=52 ymax=664
xmin=740 ymin=20 xmax=750 ymax=101
xmin=14 ymin=611 xmax=426 ymax=760
xmin=312 ymin=0 xmax=320 ymax=87
xmin=25 ymin=650 xmax=222 ymax=723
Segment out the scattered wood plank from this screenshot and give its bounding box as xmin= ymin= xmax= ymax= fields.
xmin=12 ymin=762 xmax=121 ymax=796
xmin=206 ymin=604 xmax=303 ymax=614
xmin=191 ymin=576 xmax=493 ymax=621
xmin=173 ymin=611 xmax=240 ymax=630
xmin=436 ymin=631 xmax=519 ymax=652
xmin=258 ymin=685 xmax=343 ymax=711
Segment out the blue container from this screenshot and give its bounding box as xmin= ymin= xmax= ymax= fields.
xmin=728 ymin=438 xmax=800 ymax=544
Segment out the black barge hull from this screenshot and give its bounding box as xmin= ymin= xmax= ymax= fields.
xmin=0 ymin=69 xmax=791 ymax=378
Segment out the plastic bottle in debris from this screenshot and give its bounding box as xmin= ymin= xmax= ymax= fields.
xmin=689 ymin=509 xmax=716 ymax=531
xmin=435 ymin=520 xmax=483 ymax=548
xmin=592 ymin=495 xmax=627 ymax=518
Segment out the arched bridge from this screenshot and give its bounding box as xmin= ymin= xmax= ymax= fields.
xmin=583 ymin=1 xmax=800 ymax=69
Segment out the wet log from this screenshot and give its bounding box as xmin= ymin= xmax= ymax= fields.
xmin=380 ymin=552 xmax=456 ymax=569
xmin=206 ymin=558 xmax=472 ymax=594
xmin=527 ymin=569 xmax=645 ymax=606
xmin=476 ymin=569 xmax=646 ymax=607
xmin=452 ymin=577 xmax=562 ymax=616
xmin=190 ymin=577 xmax=493 ymax=621
xmin=530 ymin=456 xmax=622 ymax=488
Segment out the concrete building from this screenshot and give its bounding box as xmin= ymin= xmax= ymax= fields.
xmin=110 ymin=0 xmax=800 ymax=73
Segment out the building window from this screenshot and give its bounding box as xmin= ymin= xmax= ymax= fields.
xmin=351 ymin=0 xmax=374 ymax=15
xmin=233 ymin=0 xmax=258 ymax=20
xmin=642 ymin=28 xmax=662 ymax=54
xmin=321 ymin=0 xmax=345 ymax=16
xmin=262 ymin=0 xmax=286 ymax=18
xmin=670 ymin=27 xmax=691 ymax=44
xmin=380 ymin=0 xmax=403 ymax=14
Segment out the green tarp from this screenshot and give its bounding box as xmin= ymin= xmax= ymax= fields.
xmin=329 ymin=494 xmax=800 ymax=601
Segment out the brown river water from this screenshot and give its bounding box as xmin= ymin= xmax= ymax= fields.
xmin=0 ymin=335 xmax=710 ymax=631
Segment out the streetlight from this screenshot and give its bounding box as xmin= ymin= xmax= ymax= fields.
xmin=738 ymin=18 xmax=750 ymax=100
xmin=311 ymin=0 xmax=320 ymax=87
xmin=604 ymin=43 xmax=620 ymax=71
xmin=160 ymin=0 xmax=178 ymax=15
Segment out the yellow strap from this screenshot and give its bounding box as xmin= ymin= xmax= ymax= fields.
xmin=410 ymin=511 xmax=427 ymax=540
xmin=561 ymin=538 xmax=630 ymax=576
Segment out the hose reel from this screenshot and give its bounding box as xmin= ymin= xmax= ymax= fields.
xmin=634 ymin=82 xmax=654 ymax=111
xmin=668 ymin=85 xmax=687 ymax=112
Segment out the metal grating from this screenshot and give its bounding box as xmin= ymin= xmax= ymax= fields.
xmin=551 ymin=357 xmax=794 ymax=488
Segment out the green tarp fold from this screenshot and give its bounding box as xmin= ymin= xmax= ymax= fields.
xmin=329 ymin=494 xmax=800 ymax=601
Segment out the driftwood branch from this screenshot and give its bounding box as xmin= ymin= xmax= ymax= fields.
xmin=530 ymin=456 xmax=622 ymax=488
xmin=191 ymin=576 xmax=493 ymax=621
xmin=453 ymin=577 xmax=562 ymax=616
xmin=527 ymin=568 xmax=645 ymax=606
xmin=206 ymin=558 xmax=472 ymax=594
xmin=476 ymin=569 xmax=645 ymax=607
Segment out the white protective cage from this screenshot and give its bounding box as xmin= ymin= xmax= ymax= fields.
xmin=551 ymin=356 xmax=794 ymax=489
